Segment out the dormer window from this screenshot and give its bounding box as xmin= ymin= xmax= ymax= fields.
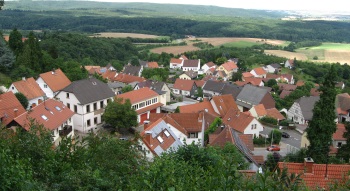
xmin=44 ymin=84 xmax=48 ymax=88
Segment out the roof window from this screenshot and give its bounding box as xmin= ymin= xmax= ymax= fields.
xmin=164 ymin=130 xmax=170 ymax=137
xmin=157 ymin=136 xmax=164 ymax=143
xmin=55 ymin=106 xmax=61 ymax=111
xmin=41 ymin=115 xmax=48 ymax=121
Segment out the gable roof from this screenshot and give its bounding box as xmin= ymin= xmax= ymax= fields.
xmin=266 ymin=108 xmax=285 ymax=120
xmin=266 ymin=73 xmax=293 ymax=82
xmin=242 ymin=72 xmax=254 ymax=78
xmin=180 ymin=55 xmax=188 ymax=60
xmin=278 ymin=83 xmax=297 ymax=91
xmin=252 ymin=104 xmax=267 ymax=117
xmin=280 ymin=90 xmax=292 ymax=99
xmin=295 ymin=96 xmax=320 ymax=120
xmin=0 ymin=92 xmax=26 ymax=126
xmin=211 ymin=94 xmax=239 ymax=117
xmin=236 ymin=85 xmax=269 ymax=108
xmin=244 ymin=77 xmax=263 ymax=86
xmin=62 ymin=78 xmax=115 ymax=105
xmin=194 ymin=80 xmax=206 ymax=88
xmin=173 ymin=79 xmax=196 ymax=91
xmin=116 ymin=87 xmax=158 ymax=104
xmin=114 ymin=73 xmax=145 ymax=84
xmin=184 ymin=70 xmax=198 ymax=79
xmin=252 ymin=67 xmax=267 ymax=75
xmin=102 ymin=70 xmax=117 ymax=80
xmin=139 ymin=60 xmax=148 ymax=67
xmin=296 ymin=80 xmax=305 ymax=87
xmin=84 ymin=66 xmax=100 ymax=71
xmin=147 ymin=62 xmax=159 ymax=68
xmin=12 ymin=77 xmax=45 ymax=100
xmin=137 ymin=80 xmax=167 ymax=94
xmin=270 ymin=63 xmax=282 ymax=69
xmin=213 ymin=70 xmax=227 ymax=78
xmin=39 ymin=68 xmax=71 ymax=92
xmin=170 ymin=58 xmax=183 ymax=64
xmin=336 ymin=93 xmax=350 ymax=115
xmin=221 ymin=61 xmax=238 ymax=71
xmin=202 ymin=80 xmax=226 ymax=93
xmin=183 ymin=59 xmax=199 ymax=68
xmin=223 ymin=109 xmax=255 ymax=133
xmin=179 ymin=100 xmax=218 ymax=116
xmin=14 ymin=99 xmax=74 ymax=131
xmin=141 ymin=119 xmax=183 ymax=157
xmin=123 ymin=65 xmax=142 ymax=76
xmin=220 ymin=83 xmax=243 ymax=99
xmin=205 ymin=62 xmax=216 ymax=68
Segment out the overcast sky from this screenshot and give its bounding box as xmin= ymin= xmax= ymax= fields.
xmin=94 ymin=0 xmax=349 ymax=12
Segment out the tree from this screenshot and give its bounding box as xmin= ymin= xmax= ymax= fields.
xmin=266 ymin=79 xmax=277 ymax=87
xmin=269 ymin=129 xmax=282 ymax=144
xmin=215 ymin=57 xmax=227 ymax=65
xmin=0 ymin=37 xmax=15 ymax=75
xmin=15 ymin=92 xmax=28 ymax=109
xmin=306 ymin=65 xmax=337 ymax=163
xmin=102 ymin=98 xmax=138 ymax=131
xmin=196 ymin=87 xmax=203 ymax=97
xmin=8 ymin=28 xmax=23 ymax=56
xmin=231 ymin=70 xmax=242 ymax=82
xmin=337 ymin=122 xmax=350 ymax=162
xmin=121 ymin=85 xmax=133 ymax=93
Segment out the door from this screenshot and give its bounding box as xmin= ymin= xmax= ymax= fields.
xmin=140 ymin=113 xmax=148 ymax=124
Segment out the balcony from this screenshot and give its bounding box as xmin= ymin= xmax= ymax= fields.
xmin=59 ymin=125 xmax=72 ymax=136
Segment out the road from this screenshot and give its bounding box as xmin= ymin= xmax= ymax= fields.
xmin=261 ymin=125 xmax=302 ymax=149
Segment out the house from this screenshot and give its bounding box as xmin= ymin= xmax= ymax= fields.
xmin=296 ymin=80 xmax=305 ymax=87
xmin=139 ymin=118 xmax=183 ymax=160
xmin=220 ymin=83 xmax=243 ymax=99
xmin=0 ymin=92 xmax=26 ymax=127
xmin=172 ymin=79 xmax=197 ymax=96
xmin=13 ymin=99 xmax=75 ymax=145
xmin=249 ymin=104 xmax=285 ymax=121
xmin=194 ymin=80 xmax=206 ymax=89
xmin=105 ymin=63 xmax=117 ymax=71
xmin=205 ymin=67 xmax=216 ymax=76
xmin=285 ymin=59 xmax=294 ymax=69
xmin=149 ymin=112 xmax=207 ymax=146
xmin=139 ymin=60 xmax=159 ymax=68
xmin=169 ymin=58 xmax=184 ymax=69
xmin=287 ymin=96 xmax=320 ymax=124
xmin=278 ymin=158 xmax=350 ymax=190
xmin=236 ymin=84 xmax=275 ymax=111
xmin=264 ymin=63 xmax=282 ymax=73
xmin=209 ymin=126 xmax=264 ymax=171
xmin=103 ymin=71 xmax=145 ymax=84
xmin=266 ymin=73 xmax=294 ymax=84
xmin=213 ymin=70 xmax=228 ymax=81
xmin=332 ymin=123 xmax=347 ymax=150
xmin=336 ymin=93 xmax=350 ymax=123
xmin=8 ymin=77 xmax=45 ymax=109
xmin=201 ymin=62 xmax=216 ymax=73
xmin=202 ymin=80 xmax=226 ymax=98
xmin=242 ymin=72 xmax=254 ymax=80
xmin=241 ymin=77 xmax=264 ymax=86
xmin=36 ymin=68 xmax=71 ymax=98
xmin=179 ymin=70 xmax=198 ymax=80
xmin=107 ymin=82 xmax=125 ymax=95
xmin=117 ymin=87 xmax=165 ymax=123
xmin=55 ymin=78 xmax=115 ymax=133
xmin=250 ymin=67 xmax=267 ymax=78
xmin=216 ymin=61 xmax=238 ymax=78
xmin=279 ymin=90 xmax=292 ymax=99
xmin=123 ymin=64 xmax=143 ymax=77
xmin=278 ymin=83 xmax=297 ymax=91
xmin=179 ymin=99 xmax=219 ymax=116
xmin=222 ymin=108 xmax=263 ymax=137
xmin=135 ymin=80 xmax=171 ymax=103
xmin=182 ymin=59 xmax=200 ymax=71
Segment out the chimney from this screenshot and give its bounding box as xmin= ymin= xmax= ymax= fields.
xmin=22 ymin=77 xmax=26 ymax=81
xmin=52 ymin=68 xmax=56 ymax=75
xmin=143 ymin=120 xmax=150 ymax=130
xmin=304 ymin=157 xmax=314 ymax=173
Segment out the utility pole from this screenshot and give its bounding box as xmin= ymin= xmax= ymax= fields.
xmin=271 ymin=130 xmax=274 ymax=146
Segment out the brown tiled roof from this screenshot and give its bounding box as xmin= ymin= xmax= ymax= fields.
xmin=116 ymin=87 xmax=158 ymax=104
xmin=266 ymin=108 xmax=285 ymax=120
xmin=149 ymin=113 xmax=202 ymax=134
xmin=180 ymin=55 xmax=188 ymax=60
xmin=251 ymin=155 xmax=264 ymax=165
xmin=39 ymin=68 xmax=71 ymax=92
xmin=14 ymin=99 xmax=74 ymax=131
xmin=194 ymin=80 xmax=205 ymax=88
xmin=173 ymin=79 xmax=196 ymax=91
xmin=252 ymin=67 xmax=267 ymax=75
xmin=84 ymin=65 xmax=101 ymax=71
xmin=235 ymin=81 xmax=249 ymax=87
xmin=310 ymin=88 xmax=320 ymax=96
xmin=278 ymin=161 xmax=350 ymax=189
xmin=211 ymin=95 xmax=238 ymax=117
xmin=13 ymin=77 xmax=45 ymax=100
xmin=221 ymin=61 xmax=238 ymax=71
xmin=102 ymin=70 xmax=117 ymax=80
xmin=244 ymin=77 xmax=263 ymax=86
xmin=296 ymin=80 xmax=305 ymax=87
xmin=242 ymin=72 xmax=253 ymax=78
xmin=333 ymin=123 xmax=346 ymax=141
xmin=170 ymin=58 xmax=183 ymax=64
xmin=253 ymin=104 xmax=267 ymax=117
xmin=185 ymin=70 xmax=198 ymax=78
xmin=222 ymin=109 xmax=255 ymax=133
xmin=114 ymin=73 xmax=145 ymax=83
xmin=183 ymin=59 xmax=199 ymax=68
xmin=205 ymin=62 xmax=216 ymax=68
xmin=179 ymin=101 xmax=218 ymax=116
xmin=278 ymin=83 xmax=297 ymax=91
xmin=239 ymin=134 xmax=254 ymax=151
xmin=336 ymin=93 xmax=350 ymax=115
xmin=0 ymin=92 xmax=26 ymax=126
xmin=209 ymin=126 xmax=234 ymax=147
xmin=280 ymin=90 xmax=292 ymax=99
xmin=147 ymin=62 xmax=159 ymax=68
xmin=266 ymin=74 xmax=293 ymax=83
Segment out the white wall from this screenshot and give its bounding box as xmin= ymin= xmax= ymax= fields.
xmin=167 ymin=123 xmax=202 ymax=145
xmin=36 ymin=77 xmax=55 ymax=98
xmin=243 ymin=118 xmax=263 ymax=137
xmin=287 ymin=103 xmax=305 ymax=124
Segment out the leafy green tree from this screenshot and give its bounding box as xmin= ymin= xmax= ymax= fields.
xmin=59 ymin=60 xmax=88 ymax=81
xmin=337 ymin=122 xmax=350 ymax=162
xmin=121 ymin=85 xmax=133 ymax=93
xmin=142 ymin=68 xmax=169 ymax=82
xmin=174 ymin=106 xmax=180 ymax=113
xmin=266 ymin=79 xmax=277 ymax=87
xmin=216 ymin=57 xmax=227 ymax=65
xmin=196 ymin=87 xmax=203 ymax=97
xmin=306 ymin=65 xmax=337 ymax=163
xmin=102 ymin=98 xmax=138 ymax=131
xmin=8 ymin=28 xmax=23 ymax=56
xmin=0 ymin=37 xmax=15 ymax=75
xmin=204 ymin=117 xmax=222 ymax=142
xmin=265 ymin=152 xmax=282 ymax=171
xmin=15 ymin=92 xmax=28 ymax=109
xmin=269 ymin=129 xmax=282 ymax=144
xmin=231 ymin=70 xmax=242 ymax=82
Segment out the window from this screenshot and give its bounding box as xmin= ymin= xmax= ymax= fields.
xmin=12 ymin=86 xmax=14 ymax=90
xmin=55 ymin=106 xmax=61 ymax=111
xmin=93 ymin=103 xmax=97 ymax=111
xmin=139 ymin=102 xmax=145 ymax=108
xmin=251 ymin=124 xmax=257 ymax=130
xmin=67 ymin=103 xmax=70 ymax=109
xmin=157 ymin=136 xmax=164 ymax=143
xmin=164 ymin=130 xmax=170 ymax=137
xmin=66 ymin=93 xmax=69 ymax=98
xmin=338 ymin=142 xmax=342 ymax=148
xmin=44 ymin=84 xmax=48 ymax=88
xmin=74 ymin=105 xmax=77 ymax=113
xmin=87 ymin=119 xmax=91 ymax=127
xmin=189 ymin=132 xmax=198 ymax=138
xmin=41 ymin=115 xmax=48 ymax=121
xmin=86 ymin=105 xmax=90 ymax=113
xmin=100 ymin=101 xmax=104 ymax=108
xmin=94 ymin=117 xmax=98 ymax=125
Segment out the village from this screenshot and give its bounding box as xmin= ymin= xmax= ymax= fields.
xmin=1 ymin=53 xmax=350 ymax=189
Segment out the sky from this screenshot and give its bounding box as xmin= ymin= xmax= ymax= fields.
xmin=94 ymin=0 xmax=349 ymax=12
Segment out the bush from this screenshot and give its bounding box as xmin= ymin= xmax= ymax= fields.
xmin=260 ymin=116 xmax=278 ymax=125
xmin=279 ymin=120 xmax=291 ymax=127
xmin=269 ymin=129 xmax=282 ymax=144
xmin=253 ymin=136 xmax=269 ymax=146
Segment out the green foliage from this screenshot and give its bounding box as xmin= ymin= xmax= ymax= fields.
xmin=269 ymin=129 xmax=282 ymax=144
xmin=8 ymin=28 xmax=23 ymax=56
xmin=279 ymin=119 xmax=291 ymax=127
xmin=253 ymin=136 xmax=269 ymax=146
xmin=306 ymin=65 xmax=338 ymax=163
xmin=193 ymin=42 xmax=214 ymax=49
xmin=260 ymin=116 xmax=278 ymax=125
xmin=265 ymin=152 xmax=282 ymax=171
xmin=196 ymin=87 xmax=203 ymax=97
xmin=230 ymin=70 xmax=242 ymax=82
xmin=121 ymin=85 xmax=133 ymax=93
xmin=14 ymin=92 xmax=28 ymax=109
xmin=204 ymin=117 xmax=222 ymax=142
xmin=141 ymin=68 xmax=169 ymax=81
xmin=266 ymin=79 xmax=277 ymax=87
xmin=284 ymin=148 xmax=308 ymax=163
xmin=102 ymin=98 xmax=138 ymax=131
xmin=174 ymin=106 xmax=180 ymax=113
xmin=0 ymin=36 xmax=15 ymax=75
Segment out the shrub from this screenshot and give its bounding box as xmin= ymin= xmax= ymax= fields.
xmin=260 ymin=116 xmax=278 ymax=125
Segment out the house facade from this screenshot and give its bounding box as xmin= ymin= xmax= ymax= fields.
xmin=36 ymin=68 xmax=71 ymax=98
xmin=216 ymin=61 xmax=238 ymax=78
xmin=336 ymin=93 xmax=350 ymax=122
xmin=250 ymin=67 xmax=267 ymax=78
xmin=287 ymin=96 xmax=320 ymax=124
xmin=56 ymin=78 xmax=115 ymax=133
xmin=169 ymin=58 xmax=184 ymax=69
xmin=182 ymin=59 xmax=200 ymax=71
xmin=201 ymin=62 xmax=216 ymax=73
xmin=172 ymin=79 xmax=197 ymax=96
xmin=135 ymin=80 xmax=171 ymax=103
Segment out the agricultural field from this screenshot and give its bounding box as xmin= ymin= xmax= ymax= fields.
xmin=264 ymin=50 xmax=308 ymax=61
xmin=92 ymin=32 xmax=161 ymax=38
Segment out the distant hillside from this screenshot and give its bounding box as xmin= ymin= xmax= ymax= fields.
xmin=4 ymin=1 xmax=287 ymax=19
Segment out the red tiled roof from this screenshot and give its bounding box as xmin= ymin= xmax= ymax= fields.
xmin=116 ymin=87 xmax=158 ymax=104
xmin=252 ymin=67 xmax=267 ymax=75
xmin=278 ymin=83 xmax=297 ymax=91
xmin=180 ymin=55 xmax=188 ymax=60
xmin=102 ymin=70 xmax=117 ymax=80
xmin=222 ymin=109 xmax=255 ymax=133
xmin=194 ymin=80 xmax=205 ymax=88
xmin=251 ymin=155 xmax=264 ymax=164
xmin=296 ymin=80 xmax=305 ymax=87
xmin=221 ymin=61 xmax=238 ymax=71
xmin=170 ymin=58 xmax=183 ymax=64
xmin=0 ymin=92 xmax=26 ymax=126
xmin=211 ymin=95 xmax=238 ymax=117
xmin=39 ymin=68 xmax=71 ymax=92
xmin=179 ymin=101 xmax=218 ymax=116
xmin=242 ymin=72 xmax=253 ymax=78
xmin=310 ymin=88 xmax=320 ymax=96
xmin=14 ymin=99 xmax=74 ymax=131
xmin=209 ymin=126 xmax=234 ymax=147
xmin=279 ymin=90 xmax=292 ymax=99
xmin=149 ymin=113 xmax=202 ymax=134
xmin=266 ymin=108 xmax=285 ymax=120
xmin=336 ymin=93 xmax=350 ymax=115
xmin=12 ymin=77 xmax=45 ymax=100
xmin=173 ymin=79 xmax=196 ymax=91
xmin=147 ymin=62 xmax=159 ymax=68
xmin=244 ymin=77 xmax=263 ymax=86
xmin=239 ymin=134 xmax=254 ymax=151
xmin=114 ymin=73 xmax=145 ymax=83
xmin=235 ymin=81 xmax=249 ymax=87
xmin=333 ymin=123 xmax=346 ymax=141
xmin=205 ymin=62 xmax=216 ymax=68
xmin=253 ymin=104 xmax=267 ymax=117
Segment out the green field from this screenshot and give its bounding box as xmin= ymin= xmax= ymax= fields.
xmin=296 ymin=49 xmax=325 ymax=60
xmin=301 ymin=43 xmax=350 ymax=50
xmin=222 ymin=41 xmax=259 ymax=48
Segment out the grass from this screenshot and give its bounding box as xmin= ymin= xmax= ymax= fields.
xmin=300 ymin=43 xmax=350 ymax=50
xmin=296 ymin=49 xmax=325 ymax=60
xmin=222 ymin=41 xmax=259 ymax=48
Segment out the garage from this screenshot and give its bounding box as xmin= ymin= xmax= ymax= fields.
xmin=140 ymin=113 xmax=148 ymax=124
xmin=150 ymin=109 xmax=157 ymax=113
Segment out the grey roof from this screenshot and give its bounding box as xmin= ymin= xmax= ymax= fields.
xmin=270 ymin=63 xmax=282 ymax=69
xmin=203 ymin=80 xmax=226 ymax=93
xmin=236 ymin=85 xmax=269 ymax=109
xmin=185 ymin=70 xmax=198 ymax=79
xmin=183 ymin=59 xmax=199 ymax=68
xmin=230 ymin=128 xmax=258 ymax=166
xmin=62 ymin=78 xmax=115 ymax=105
xmin=107 ymin=82 xmax=125 ymax=89
xmin=220 ymin=84 xmax=243 ymax=99
xmin=138 ymin=80 xmax=167 ymax=95
xmin=139 ymin=60 xmax=148 ymax=67
xmin=296 ymin=96 xmax=320 ymax=120
xmin=123 ymin=65 xmax=142 ymax=76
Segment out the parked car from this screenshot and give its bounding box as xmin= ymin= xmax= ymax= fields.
xmin=282 ymin=132 xmax=290 ymax=138
xmin=267 ymin=145 xmax=280 ymax=151
xmin=191 ymin=95 xmax=197 ymax=100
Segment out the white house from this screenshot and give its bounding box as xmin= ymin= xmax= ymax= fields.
xmin=36 ymin=68 xmax=71 ymax=98
xmin=201 ymin=62 xmax=216 ymax=73
xmin=169 ymin=58 xmax=184 ymax=69
xmin=8 ymin=77 xmax=45 ymax=109
xmin=250 ymin=67 xmax=267 ymax=78
xmin=285 ymin=59 xmax=295 ymax=69
xmin=287 ymin=96 xmax=320 ymax=125
xmin=55 ymin=78 xmax=115 ymax=133
xmin=182 ymin=59 xmax=200 ymax=71
xmin=172 ymin=79 xmax=197 ymax=96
